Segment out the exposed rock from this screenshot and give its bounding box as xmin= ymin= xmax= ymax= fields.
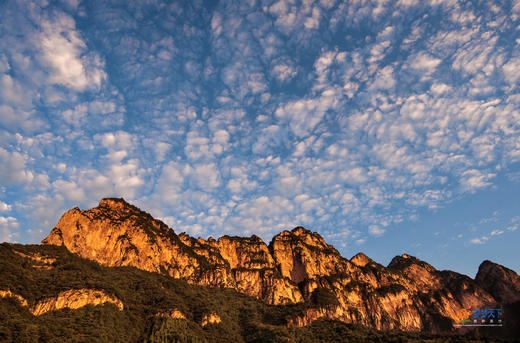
xmin=42 ymin=198 xmax=231 ymax=286
xmin=42 ymin=198 xmax=300 ymax=305
xmin=1 ymin=288 xmax=123 ymax=315
xmin=12 ymin=249 xmax=56 ymax=269
xmin=30 ymin=289 xmax=124 ymax=315
xmin=269 ymin=226 xmax=355 ymax=283
xmin=155 ymin=308 xmax=187 ymax=320
xmin=41 ymin=198 xmax=519 ymax=333
xmin=350 ymin=252 xmax=373 ymax=267
xmin=475 ymin=260 xmax=520 ymax=303
xmin=201 ymin=313 xmax=221 ymax=327
xmin=0 ymin=289 xmax=29 ymax=307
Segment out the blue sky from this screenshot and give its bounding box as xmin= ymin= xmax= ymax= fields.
xmin=0 ymin=0 xmax=519 ymax=277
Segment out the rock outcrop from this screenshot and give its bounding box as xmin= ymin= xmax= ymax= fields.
xmin=155 ymin=308 xmax=187 ymax=320
xmin=201 ymin=313 xmax=221 ymax=327
xmin=475 ymin=260 xmax=520 ymax=304
xmin=41 ymin=198 xmax=519 ymax=332
xmin=0 ymin=289 xmax=29 ymax=307
xmin=0 ymin=288 xmax=123 ymax=315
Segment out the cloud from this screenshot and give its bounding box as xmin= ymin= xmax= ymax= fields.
xmin=410 ymin=52 xmax=442 ymax=73
xmin=187 ymin=163 xmax=221 ymax=190
xmin=368 ymin=225 xmax=385 ymax=237
xmin=39 ymin=12 xmax=106 ymax=91
xmin=0 ymin=148 xmax=32 ymax=185
xmin=1 ymin=0 xmax=519 ymax=258
xmin=0 ymin=201 xmax=11 ymax=212
xmin=52 ymin=179 xmax=86 ymax=202
xmin=0 ymin=216 xmax=20 ymax=243
xmin=152 ymin=162 xmax=185 ymax=203
xmin=272 ymin=63 xmax=298 ymax=82
xmin=275 ymin=91 xmax=339 ymax=138
xmin=460 ymin=169 xmax=495 ymax=192
xmin=469 ymin=225 xmax=512 ymax=245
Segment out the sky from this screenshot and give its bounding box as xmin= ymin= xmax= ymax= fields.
xmin=0 ymin=0 xmax=519 ymax=277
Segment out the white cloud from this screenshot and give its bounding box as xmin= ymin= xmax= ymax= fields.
xmin=368 ymin=225 xmax=385 ymax=237
xmin=397 ymin=0 xmax=419 ymax=7
xmin=410 ymin=52 xmax=442 ymax=73
xmin=39 ymin=12 xmax=106 ymax=91
xmin=154 ymin=142 xmax=171 ymax=162
xmin=460 ymin=169 xmax=495 ymax=192
xmin=188 ymin=163 xmax=221 ymax=190
xmin=502 ymin=57 xmax=520 ymax=85
xmin=1 ymin=0 xmax=520 ymax=251
xmin=470 ymin=237 xmax=485 ymax=244
xmin=489 ymin=229 xmax=504 ymax=236
xmin=109 ymin=159 xmax=145 ymax=198
xmin=0 ymin=201 xmax=11 ymax=212
xmin=273 ymin=64 xmax=297 ymax=82
xmin=0 ymin=74 xmax=24 ymax=105
xmin=52 ymin=179 xmax=86 ymax=202
xmin=0 ymin=216 xmax=20 ymax=243
xmin=227 ymin=166 xmax=257 ymax=194
xmin=0 ymin=147 xmax=32 ymax=185
xmin=185 ymin=130 xmax=211 ymax=160
xmin=469 ymin=224 xmax=512 ymax=245
xmin=275 ymin=91 xmax=339 ymax=138
xmin=96 ymin=131 xmax=136 ymax=162
xmin=150 ymin=162 xmax=185 ymax=204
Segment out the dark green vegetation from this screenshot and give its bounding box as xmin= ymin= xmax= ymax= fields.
xmin=0 ymin=243 xmax=513 ymax=342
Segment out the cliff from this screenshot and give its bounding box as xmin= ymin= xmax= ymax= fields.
xmin=0 ymin=288 xmax=123 ymax=315
xmin=41 ymin=198 xmax=519 ymax=333
xmin=475 ymin=260 xmax=520 ymax=304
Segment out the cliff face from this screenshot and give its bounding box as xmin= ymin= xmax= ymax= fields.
xmin=0 ymin=288 xmax=123 ymax=315
xmin=475 ymin=260 xmax=520 ymax=304
xmin=41 ymin=198 xmax=518 ymax=332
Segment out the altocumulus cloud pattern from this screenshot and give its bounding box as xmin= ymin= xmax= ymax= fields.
xmin=0 ymin=0 xmax=519 ymax=270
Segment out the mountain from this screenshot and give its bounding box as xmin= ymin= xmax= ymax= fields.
xmin=475 ymin=260 xmax=520 ymax=304
xmin=37 ymin=198 xmax=519 ymax=337
xmin=3 ymin=243 xmax=508 ymax=342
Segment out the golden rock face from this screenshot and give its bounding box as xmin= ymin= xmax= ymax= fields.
xmin=30 ymin=289 xmax=124 ymax=315
xmin=41 ymin=198 xmax=511 ymax=332
xmin=155 ymin=308 xmax=187 ymax=320
xmin=201 ymin=313 xmax=221 ymax=327
xmin=0 ymin=288 xmax=123 ymax=315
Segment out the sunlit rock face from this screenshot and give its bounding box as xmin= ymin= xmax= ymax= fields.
xmin=42 ymin=198 xmax=519 ymax=332
xmin=155 ymin=308 xmax=187 ymax=320
xmin=350 ymin=252 xmax=373 ymax=267
xmin=30 ymin=289 xmax=124 ymax=315
xmin=201 ymin=313 xmax=221 ymax=327
xmin=0 ymin=288 xmax=123 ymax=315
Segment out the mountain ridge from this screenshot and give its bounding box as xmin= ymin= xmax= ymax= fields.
xmin=41 ymin=197 xmax=519 ymax=333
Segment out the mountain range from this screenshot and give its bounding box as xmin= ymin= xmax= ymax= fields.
xmin=1 ymin=197 xmax=518 ymax=342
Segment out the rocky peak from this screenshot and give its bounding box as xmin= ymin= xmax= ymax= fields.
xmin=475 ymin=260 xmax=520 ymax=303
xmin=269 ymin=226 xmax=350 ymax=284
xmin=40 ymin=198 xmax=520 ymax=333
xmin=98 ymin=197 xmax=132 ymax=210
xmin=387 ymin=254 xmax=442 ymax=290
xmin=216 ymin=235 xmax=275 ymax=270
xmin=350 ymin=252 xmax=373 ymax=267
xmin=388 ymin=254 xmax=435 ymax=272
xmin=291 ymin=226 xmax=313 ymax=235
xmin=41 ymin=199 xmax=205 ymax=281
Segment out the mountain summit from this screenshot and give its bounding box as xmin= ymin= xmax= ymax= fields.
xmin=42 ymin=198 xmax=519 ymax=333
